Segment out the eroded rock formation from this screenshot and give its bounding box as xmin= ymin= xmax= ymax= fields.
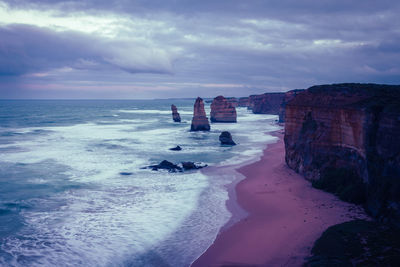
xmin=169 ymin=145 xmax=182 ymax=151
xmin=210 ymin=95 xmax=237 ymax=123
xmin=251 ymin=93 xmax=285 ymax=114
xmin=171 ymin=104 xmax=181 ymax=122
xmin=190 ymin=97 xmax=210 ymax=131
xmin=238 ymin=97 xmax=250 ymax=107
xmin=278 ymin=89 xmax=304 ymax=122
xmin=219 ymin=131 xmax=236 ymax=145
xmin=226 ymin=97 xmax=238 ymax=107
xmin=284 ymin=83 xmax=400 ymax=223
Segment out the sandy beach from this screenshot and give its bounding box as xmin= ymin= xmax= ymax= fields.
xmin=192 ymin=132 xmax=368 ymax=267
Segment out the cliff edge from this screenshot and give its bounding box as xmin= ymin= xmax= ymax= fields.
xmin=284 ymin=83 xmax=400 ymax=224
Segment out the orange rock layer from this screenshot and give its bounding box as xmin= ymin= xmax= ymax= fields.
xmin=284 ymin=83 xmax=400 ymax=224
xmin=210 ymin=95 xmax=237 ymax=123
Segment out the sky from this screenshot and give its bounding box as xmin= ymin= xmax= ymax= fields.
xmin=0 ymin=0 xmax=399 ymax=99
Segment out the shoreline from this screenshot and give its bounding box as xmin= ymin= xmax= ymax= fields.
xmin=192 ymin=131 xmax=368 ymax=266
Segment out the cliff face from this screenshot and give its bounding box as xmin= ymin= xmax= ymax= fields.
xmin=279 ymin=89 xmax=304 ymax=122
xmin=190 ymin=97 xmax=210 ymax=131
xmin=284 ymin=83 xmax=400 ymax=223
xmin=226 ymin=97 xmax=238 ymax=107
xmin=249 ymin=93 xmax=285 ymax=114
xmin=171 ymin=104 xmax=181 ymax=122
xmin=238 ymin=97 xmax=250 ymax=107
xmin=210 ymin=95 xmax=237 ymax=123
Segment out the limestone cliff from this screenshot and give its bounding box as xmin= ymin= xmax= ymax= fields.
xmin=190 ymin=97 xmax=210 ymax=131
xmin=245 ymin=93 xmax=285 ymax=114
xmin=210 ymin=95 xmax=237 ymax=123
xmin=238 ymin=97 xmax=250 ymax=107
xmin=284 ymin=83 xmax=400 ymax=223
xmin=278 ymin=89 xmax=304 ymax=122
xmin=226 ymin=97 xmax=238 ymax=107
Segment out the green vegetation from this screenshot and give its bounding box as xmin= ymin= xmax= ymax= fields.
xmin=305 ymin=220 xmax=400 ymax=266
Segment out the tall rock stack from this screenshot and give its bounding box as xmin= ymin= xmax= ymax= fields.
xmin=171 ymin=104 xmax=181 ymax=122
xmin=210 ymin=95 xmax=237 ymax=123
xmin=190 ymin=97 xmax=210 ymax=131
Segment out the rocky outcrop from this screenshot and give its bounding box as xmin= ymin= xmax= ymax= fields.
xmin=278 ymin=89 xmax=304 ymax=122
xmin=226 ymin=97 xmax=238 ymax=107
xmin=238 ymin=97 xmax=250 ymax=107
xmin=169 ymin=145 xmax=182 ymax=151
xmin=190 ymin=97 xmax=210 ymax=131
xmin=250 ymin=92 xmax=285 ymax=114
xmin=219 ymin=131 xmax=236 ymax=145
xmin=147 ymin=160 xmax=207 ymax=172
xmin=182 ymin=162 xmax=208 ymax=170
xmin=284 ymin=83 xmax=400 ymax=223
xmin=149 ymin=160 xmax=182 ymax=172
xmin=171 ymin=104 xmax=181 ymax=122
xmin=210 ymin=95 xmax=237 ymax=123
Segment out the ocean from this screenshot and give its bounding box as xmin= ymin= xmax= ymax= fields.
xmin=0 ymin=99 xmax=279 ymax=267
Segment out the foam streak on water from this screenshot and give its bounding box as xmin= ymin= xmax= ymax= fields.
xmin=0 ymin=100 xmax=279 ymax=266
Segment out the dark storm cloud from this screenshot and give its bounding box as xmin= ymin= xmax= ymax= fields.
xmin=4 ymin=0 xmax=400 ymax=18
xmin=0 ymin=24 xmax=173 ymax=76
xmin=0 ymin=0 xmax=399 ymax=98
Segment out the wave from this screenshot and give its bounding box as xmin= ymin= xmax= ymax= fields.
xmin=117 ymin=109 xmax=193 ymax=115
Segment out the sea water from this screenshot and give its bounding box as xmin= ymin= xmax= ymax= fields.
xmin=0 ymin=99 xmax=280 ymax=267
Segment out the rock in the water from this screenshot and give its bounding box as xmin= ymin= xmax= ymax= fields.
xmin=210 ymin=95 xmax=237 ymax=123
xmin=146 ymin=160 xmax=207 ymax=172
xmin=219 ymin=131 xmax=236 ymax=145
xmin=119 ymin=172 xmax=133 ymax=176
xmin=169 ymin=145 xmax=182 ymax=151
xmin=182 ymin=162 xmax=208 ymax=170
xmin=171 ymin=104 xmax=181 ymax=122
xmin=149 ymin=160 xmax=182 ymax=172
xmin=190 ymin=97 xmax=210 ymax=131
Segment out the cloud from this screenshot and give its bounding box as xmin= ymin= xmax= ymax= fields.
xmin=0 ymin=0 xmax=399 ymax=99
xmin=0 ymin=24 xmax=174 ymax=76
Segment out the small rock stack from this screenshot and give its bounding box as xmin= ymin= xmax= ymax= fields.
xmin=171 ymin=104 xmax=181 ymax=122
xmin=219 ymin=131 xmax=236 ymax=145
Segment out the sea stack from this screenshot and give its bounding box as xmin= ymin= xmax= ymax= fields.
xmin=171 ymin=104 xmax=181 ymax=122
xmin=219 ymin=131 xmax=236 ymax=145
xmin=190 ymin=97 xmax=210 ymax=131
xmin=210 ymin=95 xmax=237 ymax=123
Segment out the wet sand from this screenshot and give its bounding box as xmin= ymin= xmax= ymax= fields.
xmin=192 ymin=132 xmax=368 ymax=266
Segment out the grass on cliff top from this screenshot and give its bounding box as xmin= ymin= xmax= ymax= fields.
xmin=304 ymin=220 xmax=400 ymax=267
